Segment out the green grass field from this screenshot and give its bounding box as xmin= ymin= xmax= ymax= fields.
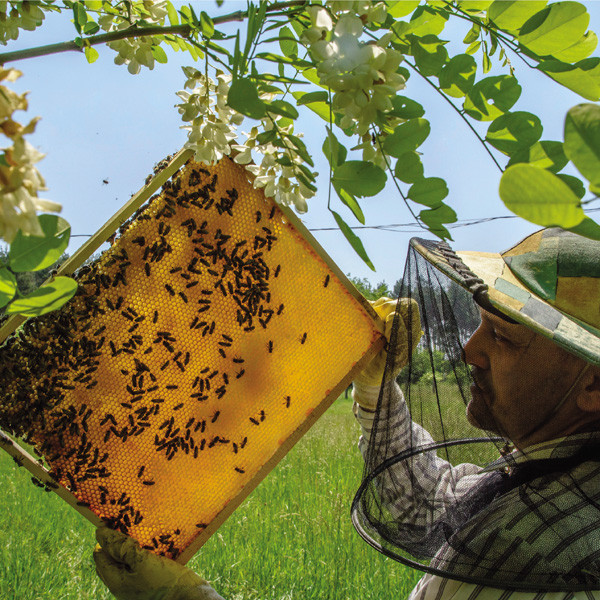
xmin=0 ymin=389 xmax=495 ymax=600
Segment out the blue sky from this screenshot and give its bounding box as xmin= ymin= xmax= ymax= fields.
xmin=5 ymin=1 xmax=600 ymax=288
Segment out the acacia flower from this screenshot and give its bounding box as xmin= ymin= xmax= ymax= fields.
xmin=0 ymin=69 xmax=61 ymax=243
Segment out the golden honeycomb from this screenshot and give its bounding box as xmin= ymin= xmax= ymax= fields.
xmin=0 ymin=156 xmax=381 ymax=562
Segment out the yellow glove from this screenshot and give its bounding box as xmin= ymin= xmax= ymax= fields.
xmin=93 ymin=527 xmax=224 ymax=600
xmin=354 ymin=297 xmax=422 ymax=407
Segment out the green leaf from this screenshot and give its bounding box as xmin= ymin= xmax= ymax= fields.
xmin=334 ymin=186 xmax=365 ymax=224
xmin=553 ymin=30 xmax=598 ymax=63
xmin=463 ymin=75 xmax=522 ymax=121
xmin=82 ymin=21 xmax=99 ymax=35
xmin=279 ymin=26 xmax=298 ymax=58
xmin=485 ymin=111 xmax=543 ymax=154
xmin=394 ymin=151 xmax=424 ymax=183
xmin=84 ymin=45 xmax=99 ymax=63
xmin=419 ymin=203 xmax=458 ymax=238
xmin=383 ymin=118 xmax=431 ymax=157
xmin=407 ymin=5 xmax=448 ymax=36
xmin=72 ymin=2 xmax=87 ymax=33
xmin=465 ymin=40 xmax=482 ymax=55
xmin=0 ymin=267 xmax=17 ymax=309
xmin=227 ymin=78 xmax=266 ymax=119
xmin=166 ymin=2 xmax=179 ymax=25
xmin=537 ymin=58 xmax=600 ymax=101
xmin=332 ymin=161 xmax=387 ymax=197
xmin=410 ymin=35 xmax=449 ymax=77
xmin=256 ymin=129 xmax=277 ymax=144
xmin=388 ymin=95 xmax=425 ymax=119
xmin=6 ymin=277 xmax=78 ymax=317
xmin=200 ymin=11 xmax=215 ymax=38
xmin=408 ymin=177 xmax=449 ymax=207
xmin=295 ymin=91 xmax=329 ymax=105
xmin=287 ymin=134 xmax=314 ymax=167
xmin=267 ymin=99 xmax=298 ymax=119
xmin=151 ymin=45 xmax=168 ymax=64
xmin=564 ymin=102 xmax=600 ymax=185
xmin=0 ymin=153 xmax=8 ymax=167
xmin=331 ymin=211 xmax=375 ymax=271
xmin=556 ymin=173 xmax=586 ymax=199
xmin=487 ymin=1 xmax=548 ymax=32
xmin=292 ymin=91 xmax=330 ymax=122
xmin=439 ymin=54 xmax=477 ymax=97
xmin=499 ymin=164 xmax=584 ymax=227
xmin=518 ymin=1 xmax=589 ymax=56
xmin=463 ymin=23 xmax=480 ymax=44
xmin=567 ymin=216 xmax=600 ymax=240
xmin=323 ymin=130 xmax=347 ymax=168
xmin=507 ymin=140 xmax=568 ymax=172
xmin=482 ymin=50 xmax=492 ymax=74
xmin=387 ymin=0 xmax=420 ymax=18
xmin=9 ymin=215 xmax=71 ymax=273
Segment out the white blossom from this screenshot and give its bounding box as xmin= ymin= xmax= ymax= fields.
xmin=100 ymin=1 xmax=168 ymax=74
xmin=0 ymin=69 xmax=61 ymax=243
xmin=304 ymin=1 xmax=405 ymax=135
xmin=177 ymin=70 xmax=242 ymax=165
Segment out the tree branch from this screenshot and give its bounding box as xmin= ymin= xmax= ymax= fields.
xmin=0 ymin=1 xmax=307 ymax=64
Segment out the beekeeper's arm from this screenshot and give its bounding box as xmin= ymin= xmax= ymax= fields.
xmin=352 ymin=298 xmax=482 ymax=525
xmin=94 ymin=526 xmax=225 ymax=600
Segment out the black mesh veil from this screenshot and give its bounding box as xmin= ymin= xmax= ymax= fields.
xmin=351 ymin=238 xmax=600 ymax=592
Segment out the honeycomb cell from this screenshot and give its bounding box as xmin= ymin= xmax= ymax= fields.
xmin=0 ymin=156 xmax=381 ymax=563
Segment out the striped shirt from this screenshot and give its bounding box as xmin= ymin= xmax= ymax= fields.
xmin=353 ymin=381 xmax=600 ymax=600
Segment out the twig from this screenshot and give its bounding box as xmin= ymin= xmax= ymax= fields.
xmin=0 ymin=1 xmax=307 ymax=64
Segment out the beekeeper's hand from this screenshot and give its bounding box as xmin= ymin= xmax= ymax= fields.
xmin=353 ymin=297 xmax=422 ymax=410
xmin=94 ymin=526 xmax=224 ymax=600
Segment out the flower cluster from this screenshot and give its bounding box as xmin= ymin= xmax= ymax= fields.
xmin=176 ymin=68 xmax=243 ymax=165
xmin=0 ymin=69 xmax=61 ymax=243
xmin=233 ymin=123 xmax=315 ymax=214
xmin=99 ymin=1 xmax=168 ymax=75
xmin=0 ymin=0 xmax=47 ymax=45
xmin=302 ymin=3 xmax=405 ymax=135
xmin=177 ymin=69 xmax=314 ymax=213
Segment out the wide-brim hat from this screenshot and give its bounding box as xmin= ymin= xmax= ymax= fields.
xmin=411 ymin=227 xmax=600 ymax=366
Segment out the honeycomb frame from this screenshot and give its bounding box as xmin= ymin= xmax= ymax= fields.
xmin=0 ymin=150 xmax=384 ymax=564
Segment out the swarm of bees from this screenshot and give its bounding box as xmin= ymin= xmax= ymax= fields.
xmin=0 ymin=156 xmax=380 ymax=561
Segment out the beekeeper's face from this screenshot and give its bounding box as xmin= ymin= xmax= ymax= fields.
xmin=462 ymin=309 xmax=592 ymax=449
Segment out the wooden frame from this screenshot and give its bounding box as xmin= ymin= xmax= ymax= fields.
xmin=0 ymin=150 xmax=385 ymax=564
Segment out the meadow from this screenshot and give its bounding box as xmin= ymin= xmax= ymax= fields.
xmin=0 ymin=388 xmax=496 ymax=600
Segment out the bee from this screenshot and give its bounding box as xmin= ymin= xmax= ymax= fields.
xmin=277 ymin=304 xmax=284 ymax=315
xmin=249 ymin=417 xmax=259 ymax=425
xmin=300 ymin=333 xmax=307 ymax=344
xmin=178 ymin=292 xmax=188 ymax=303
xmin=274 ymin=265 xmax=281 ymax=278
xmin=153 ymin=311 xmax=159 ymax=323
xmin=173 ymin=403 xmax=184 ymax=410
xmin=269 ymin=206 xmax=276 ymax=219
xmin=241 ymin=437 xmax=248 ymax=448
xmin=211 ymin=411 xmax=220 ymax=423
xmin=165 ymin=284 xmax=175 ymax=296
xmin=234 ymin=467 xmax=245 ymax=474
xmin=137 ymin=466 xmax=145 ymax=478
xmin=256 ymin=211 xmax=262 ymax=223
xmin=145 ymin=264 xmax=151 ymax=277
xmin=324 ymin=274 xmax=330 ymax=288
xmin=267 ymin=340 xmax=273 ymax=353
